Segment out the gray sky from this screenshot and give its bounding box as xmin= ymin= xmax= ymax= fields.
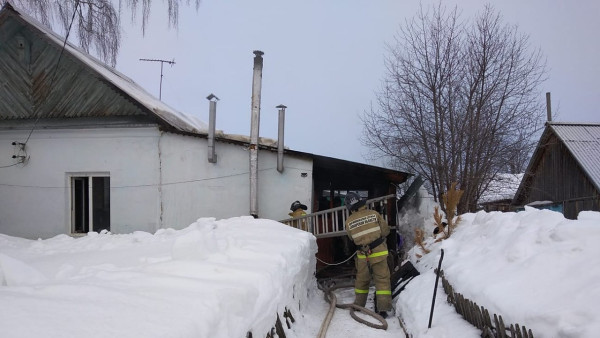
xmin=114 ymin=0 xmax=600 ymax=166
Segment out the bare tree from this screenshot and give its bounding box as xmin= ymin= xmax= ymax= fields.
xmin=362 ymin=4 xmax=546 ymax=213
xmin=11 ymin=0 xmax=201 ymax=66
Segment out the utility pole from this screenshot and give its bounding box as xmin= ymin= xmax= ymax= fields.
xmin=139 ymin=58 xmax=175 ymax=100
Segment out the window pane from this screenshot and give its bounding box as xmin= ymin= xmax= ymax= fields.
xmin=92 ymin=177 xmax=110 ymax=232
xmin=72 ymin=177 xmax=89 ymax=233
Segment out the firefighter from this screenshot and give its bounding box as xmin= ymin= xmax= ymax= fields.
xmin=289 ymin=200 xmax=308 ymax=231
xmin=344 ymin=191 xmax=392 ymax=318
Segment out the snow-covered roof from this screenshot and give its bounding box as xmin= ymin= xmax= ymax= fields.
xmin=479 ymin=173 xmax=524 ymax=204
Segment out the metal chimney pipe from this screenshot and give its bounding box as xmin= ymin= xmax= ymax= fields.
xmin=276 ymin=104 xmax=287 ymax=173
xmin=207 ymin=93 xmax=219 ymax=163
xmin=249 ymin=50 xmax=264 ymax=218
xmin=546 ymin=92 xmax=552 ymax=122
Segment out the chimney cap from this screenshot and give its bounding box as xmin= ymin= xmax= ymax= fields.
xmin=276 ymin=104 xmax=287 ymax=109
xmin=206 ymin=93 xmax=220 ymax=101
xmin=253 ymin=50 xmax=264 ymax=56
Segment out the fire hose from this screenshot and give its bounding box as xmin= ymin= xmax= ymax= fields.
xmin=316 ymin=281 xmax=388 ymax=338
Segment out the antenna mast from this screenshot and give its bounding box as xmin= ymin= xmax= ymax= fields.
xmin=139 ymin=58 xmax=176 ymax=100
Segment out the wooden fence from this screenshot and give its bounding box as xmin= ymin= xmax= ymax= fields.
xmin=440 ymin=270 xmax=535 ymax=338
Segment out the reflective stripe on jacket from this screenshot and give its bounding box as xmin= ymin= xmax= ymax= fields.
xmin=345 ymin=206 xmax=389 ymax=247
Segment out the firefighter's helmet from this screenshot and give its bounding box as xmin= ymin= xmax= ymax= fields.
xmin=345 ymin=192 xmax=365 ymax=212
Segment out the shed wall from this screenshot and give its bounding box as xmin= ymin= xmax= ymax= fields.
xmin=526 ymin=134 xmax=600 ymax=219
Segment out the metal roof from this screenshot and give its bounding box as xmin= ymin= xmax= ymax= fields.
xmin=513 ymin=122 xmax=600 ymax=204
xmin=550 ymin=122 xmax=600 ymax=191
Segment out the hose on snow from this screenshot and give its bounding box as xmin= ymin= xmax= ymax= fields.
xmin=317 ymin=281 xmax=387 ymax=338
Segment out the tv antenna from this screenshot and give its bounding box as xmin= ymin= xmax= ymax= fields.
xmin=139 ymin=58 xmax=176 ymax=100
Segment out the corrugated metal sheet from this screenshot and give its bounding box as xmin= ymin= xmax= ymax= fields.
xmin=551 ymin=123 xmax=600 ymax=192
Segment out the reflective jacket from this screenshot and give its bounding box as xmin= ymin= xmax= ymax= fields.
xmin=288 ymin=209 xmax=306 ymax=218
xmin=345 ymin=206 xmax=389 ymax=258
xmin=289 ymin=209 xmax=307 ymax=231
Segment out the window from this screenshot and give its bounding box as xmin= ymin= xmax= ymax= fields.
xmin=320 ymin=190 xmax=369 ymax=209
xmin=71 ymin=175 xmax=110 ymax=233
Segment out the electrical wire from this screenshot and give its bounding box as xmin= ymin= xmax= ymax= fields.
xmin=23 ymin=0 xmax=81 ymax=145
xmin=0 ymin=166 xmax=294 ymax=189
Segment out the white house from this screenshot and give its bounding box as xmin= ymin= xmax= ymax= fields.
xmin=0 ymin=3 xmax=410 ymax=240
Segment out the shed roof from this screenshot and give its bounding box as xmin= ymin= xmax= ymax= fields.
xmin=513 ymin=122 xmax=600 ymax=204
xmin=551 ymin=123 xmax=600 ymax=190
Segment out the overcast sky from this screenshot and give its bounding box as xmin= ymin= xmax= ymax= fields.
xmin=114 ymin=0 xmax=600 ymax=165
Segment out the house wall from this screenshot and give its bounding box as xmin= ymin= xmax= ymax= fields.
xmin=0 ymin=127 xmax=162 ymax=239
xmin=158 ymin=133 xmax=313 ymax=229
xmin=526 ymin=134 xmax=600 ymax=219
xmin=0 ymin=127 xmax=313 ymax=239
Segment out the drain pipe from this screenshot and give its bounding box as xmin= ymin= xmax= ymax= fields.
xmin=249 ymin=50 xmax=264 ymax=218
xmin=276 ymin=104 xmax=286 ymax=173
xmin=207 ymin=93 xmax=219 ymax=163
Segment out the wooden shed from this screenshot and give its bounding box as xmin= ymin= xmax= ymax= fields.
xmin=512 ymin=122 xmax=600 ymax=219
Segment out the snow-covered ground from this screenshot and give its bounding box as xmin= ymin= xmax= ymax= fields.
xmin=397 ymin=208 xmax=600 ymax=338
xmin=1 ymin=208 xmax=599 ymax=337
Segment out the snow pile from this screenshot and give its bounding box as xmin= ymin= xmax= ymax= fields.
xmin=0 ymin=217 xmax=317 ymax=338
xmin=398 ymin=207 xmax=600 ymax=337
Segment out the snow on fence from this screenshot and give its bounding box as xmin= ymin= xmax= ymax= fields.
xmin=440 ymin=270 xmax=535 ymax=338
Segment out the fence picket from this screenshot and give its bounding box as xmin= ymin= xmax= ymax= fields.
xmin=483 ymin=307 xmax=492 ymax=328
xmin=474 ymin=304 xmax=483 ymax=330
xmin=498 ymin=316 xmax=507 ymax=338
xmin=515 ymin=323 xmax=522 ymax=338
xmin=493 ymin=314 xmax=501 ymax=338
xmin=439 ymin=270 xmax=535 ymax=338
